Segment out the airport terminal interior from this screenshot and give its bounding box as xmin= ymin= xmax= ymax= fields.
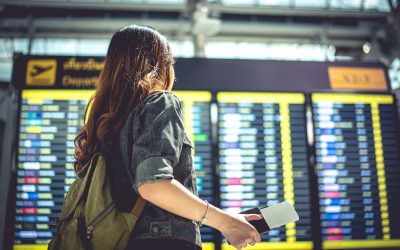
xmin=1 ymin=0 xmax=400 ymax=250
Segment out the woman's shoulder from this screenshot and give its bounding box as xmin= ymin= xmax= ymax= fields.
xmin=126 ymin=91 xmax=181 ymax=123
xmin=122 ymin=91 xmax=182 ymax=135
xmin=142 ymin=90 xmax=181 ymax=110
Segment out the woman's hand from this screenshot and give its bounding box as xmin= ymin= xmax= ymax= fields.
xmin=220 ymin=213 xmax=263 ymax=250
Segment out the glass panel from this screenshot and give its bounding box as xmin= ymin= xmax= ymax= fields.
xmin=31 ymin=39 xmax=78 ymax=55
xmin=389 ymin=58 xmax=400 ymax=89
xmin=0 ymin=39 xmax=12 ymax=59
xmin=259 ymin=0 xmax=292 ymax=7
xmin=78 ymin=39 xmax=109 ymax=56
xmin=146 ymin=0 xmax=184 ymax=3
xmin=31 ymin=0 xmax=67 ymax=2
xmin=0 ymin=61 xmax=12 ymax=81
xmin=364 ymin=0 xmax=390 ymax=11
xmin=13 ymin=39 xmax=29 ymax=54
xmin=330 ymin=0 xmax=362 ymax=9
xmin=221 ymin=0 xmax=257 ymax=6
xmin=69 ymin=0 xmax=111 ymax=2
xmin=205 ymin=41 xmax=327 ymax=61
xmin=205 ymin=42 xmax=237 ymax=58
xmin=67 ymin=0 xmax=185 ymax=4
xmin=107 ymin=0 xmax=142 ymax=2
xmin=236 ymin=42 xmax=270 ymax=59
xmin=169 ymin=40 xmax=194 ymax=58
xmin=107 ymin=0 xmax=184 ymax=3
xmin=294 ymin=0 xmax=326 ymax=8
xmin=30 ymin=38 xmax=46 ymax=54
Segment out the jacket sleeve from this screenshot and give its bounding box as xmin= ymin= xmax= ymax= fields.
xmin=132 ymin=92 xmax=185 ymax=191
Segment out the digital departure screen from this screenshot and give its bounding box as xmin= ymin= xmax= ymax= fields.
xmin=217 ymin=92 xmax=313 ymax=250
xmin=14 ymin=90 xmax=90 ymax=249
xmin=312 ymin=93 xmax=400 ymax=249
xmin=14 ymin=90 xmax=214 ymax=250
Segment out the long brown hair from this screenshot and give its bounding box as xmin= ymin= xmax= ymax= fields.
xmin=74 ymin=25 xmax=175 ymax=174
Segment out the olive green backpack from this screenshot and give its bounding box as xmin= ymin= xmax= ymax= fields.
xmin=48 ymin=153 xmax=146 ymax=250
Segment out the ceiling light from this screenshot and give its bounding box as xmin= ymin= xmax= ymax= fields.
xmin=363 ymin=42 xmax=371 ymax=54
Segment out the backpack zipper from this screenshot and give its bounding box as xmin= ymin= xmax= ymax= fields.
xmin=86 ymin=203 xmax=115 ymax=240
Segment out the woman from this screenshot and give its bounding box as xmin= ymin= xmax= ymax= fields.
xmin=74 ymin=25 xmax=262 ymax=250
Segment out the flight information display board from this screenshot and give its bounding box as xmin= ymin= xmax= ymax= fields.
xmin=312 ymin=93 xmax=400 ymax=249
xmin=14 ymin=90 xmax=214 ymax=250
xmin=217 ymin=92 xmax=313 ymax=250
xmin=14 ymin=90 xmax=90 ymax=249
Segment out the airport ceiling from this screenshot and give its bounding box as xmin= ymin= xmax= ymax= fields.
xmin=0 ymin=0 xmax=399 ymax=59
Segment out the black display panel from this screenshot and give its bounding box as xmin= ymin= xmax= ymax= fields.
xmin=312 ymin=93 xmax=400 ymax=249
xmin=217 ymin=92 xmax=313 ymax=250
xmin=14 ymin=90 xmax=215 ymax=250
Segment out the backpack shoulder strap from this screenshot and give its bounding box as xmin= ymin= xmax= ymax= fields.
xmin=130 ymin=197 xmax=146 ymax=217
xmin=81 ymin=153 xmax=100 ymax=201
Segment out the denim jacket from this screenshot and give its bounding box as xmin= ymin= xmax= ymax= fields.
xmin=118 ymin=91 xmax=202 ymax=247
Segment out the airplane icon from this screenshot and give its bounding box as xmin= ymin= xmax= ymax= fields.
xmin=30 ymin=65 xmax=54 ymax=77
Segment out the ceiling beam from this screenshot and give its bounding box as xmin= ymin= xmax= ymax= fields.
xmin=0 ymin=0 xmax=185 ymax=12
xmin=0 ymin=17 xmax=376 ymax=48
xmin=211 ymin=4 xmax=390 ymax=18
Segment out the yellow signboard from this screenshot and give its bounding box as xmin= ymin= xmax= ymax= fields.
xmin=328 ymin=67 xmax=387 ymax=91
xmin=26 ymin=59 xmax=57 ymax=86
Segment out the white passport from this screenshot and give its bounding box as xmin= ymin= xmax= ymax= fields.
xmin=239 ymin=200 xmax=299 ymax=233
xmin=260 ymin=201 xmax=299 ymax=229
